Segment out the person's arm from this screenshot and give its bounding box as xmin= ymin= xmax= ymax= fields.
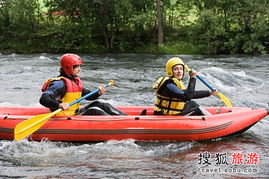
xmin=185 ymin=77 xmax=211 ymax=99
xmin=39 ymin=80 xmax=66 ymax=109
xmin=82 ymin=84 xmax=107 ymax=100
xmin=163 ymin=77 xmax=196 ymax=101
xmin=82 ymin=88 xmax=100 ymax=100
xmin=165 ymin=77 xmax=210 ymax=101
xmin=192 ymin=90 xmax=211 ymax=99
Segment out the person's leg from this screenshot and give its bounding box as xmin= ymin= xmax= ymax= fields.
xmin=80 ymin=106 xmax=109 ymax=115
xmin=179 ymin=101 xmax=211 ymax=116
xmin=81 ymin=101 xmax=127 ymax=115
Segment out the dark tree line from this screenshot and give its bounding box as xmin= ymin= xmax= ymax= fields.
xmin=0 ymin=0 xmax=269 ymax=54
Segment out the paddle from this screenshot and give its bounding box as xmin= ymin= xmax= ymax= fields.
xmin=14 ymin=80 xmax=115 ymax=141
xmin=184 ymin=65 xmax=232 ymax=107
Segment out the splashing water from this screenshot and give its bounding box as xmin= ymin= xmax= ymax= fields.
xmin=0 ymin=54 xmax=269 ymax=178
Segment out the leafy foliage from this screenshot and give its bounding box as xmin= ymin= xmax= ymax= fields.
xmin=0 ymin=0 xmax=269 ymax=54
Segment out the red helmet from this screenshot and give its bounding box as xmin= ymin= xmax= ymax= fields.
xmin=60 ymin=53 xmax=82 ymax=75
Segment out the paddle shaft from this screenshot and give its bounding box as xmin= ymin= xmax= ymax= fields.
xmin=185 ymin=65 xmax=232 ymax=107
xmin=69 ymin=83 xmax=110 ymax=106
xmin=195 ymin=74 xmax=215 ymax=92
xmin=185 ymin=65 xmax=216 ymax=91
xmin=195 ymin=74 xmax=232 ymax=107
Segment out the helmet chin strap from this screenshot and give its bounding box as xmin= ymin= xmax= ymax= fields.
xmin=59 ymin=68 xmax=76 ymax=79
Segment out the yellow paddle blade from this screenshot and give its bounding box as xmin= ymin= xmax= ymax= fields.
xmin=217 ymin=92 xmax=232 ymax=107
xmin=14 ymin=109 xmax=62 ymax=141
xmin=109 ymin=80 xmax=115 ymax=87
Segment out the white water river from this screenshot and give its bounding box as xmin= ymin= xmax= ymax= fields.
xmin=0 ymin=53 xmax=268 ymax=178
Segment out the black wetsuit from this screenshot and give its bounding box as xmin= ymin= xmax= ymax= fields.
xmin=154 ymin=77 xmax=210 ymax=115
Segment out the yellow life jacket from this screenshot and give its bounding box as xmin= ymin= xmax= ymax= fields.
xmin=41 ymin=76 xmax=82 ymax=116
xmin=153 ymin=77 xmax=186 ymax=115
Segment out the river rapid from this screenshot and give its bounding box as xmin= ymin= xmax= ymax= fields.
xmin=0 ymin=53 xmax=268 ymax=178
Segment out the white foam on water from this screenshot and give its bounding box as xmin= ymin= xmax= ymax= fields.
xmin=199 ymin=67 xmax=264 ymax=93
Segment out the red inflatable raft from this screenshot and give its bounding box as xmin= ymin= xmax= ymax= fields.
xmin=0 ymin=106 xmax=268 ymax=141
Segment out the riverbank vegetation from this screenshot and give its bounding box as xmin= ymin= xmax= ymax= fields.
xmin=0 ymin=0 xmax=269 ymax=55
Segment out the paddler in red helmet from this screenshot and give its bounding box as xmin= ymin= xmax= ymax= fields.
xmin=40 ymin=53 xmax=126 ymax=116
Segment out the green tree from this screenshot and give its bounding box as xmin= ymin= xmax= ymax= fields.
xmin=1 ymin=0 xmax=269 ymax=54
xmin=0 ymin=0 xmax=42 ymax=52
xmin=156 ymin=0 xmax=164 ymax=45
xmin=189 ymin=0 xmax=269 ymax=54
xmin=222 ymin=0 xmax=269 ymax=54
